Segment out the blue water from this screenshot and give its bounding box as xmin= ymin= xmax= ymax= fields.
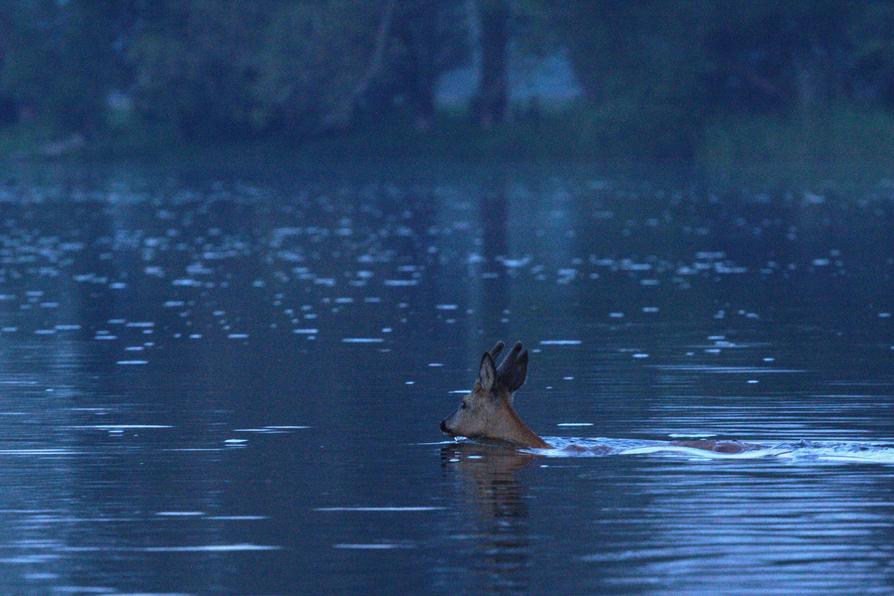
xmin=0 ymin=160 xmax=892 ymax=593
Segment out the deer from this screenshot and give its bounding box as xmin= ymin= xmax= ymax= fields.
xmin=440 ymin=340 xmax=758 ymax=455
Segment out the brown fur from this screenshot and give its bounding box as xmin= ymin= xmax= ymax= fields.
xmin=440 ymin=343 xmax=548 ymax=449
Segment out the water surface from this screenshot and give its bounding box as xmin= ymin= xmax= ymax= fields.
xmin=0 ymin=160 xmax=892 ymax=593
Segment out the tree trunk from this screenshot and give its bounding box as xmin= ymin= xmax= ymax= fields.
xmin=318 ymin=0 xmax=396 ymax=133
xmin=406 ymin=1 xmax=438 ymax=131
xmin=474 ymin=0 xmax=509 ymax=130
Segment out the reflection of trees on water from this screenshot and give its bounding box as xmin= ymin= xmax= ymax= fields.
xmin=474 ymin=176 xmax=510 ymax=342
xmin=0 ymin=171 xmax=256 ymax=589
xmin=441 ymin=443 xmax=535 ymax=594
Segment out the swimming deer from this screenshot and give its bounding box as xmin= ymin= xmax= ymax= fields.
xmin=440 ymin=341 xmax=549 ymax=449
xmin=440 ymin=340 xmax=757 ymax=454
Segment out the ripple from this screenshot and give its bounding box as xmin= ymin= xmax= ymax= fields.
xmin=314 ymin=506 xmax=444 ymax=512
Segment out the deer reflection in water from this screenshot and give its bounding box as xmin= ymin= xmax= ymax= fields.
xmin=441 ymin=442 xmax=537 ymax=594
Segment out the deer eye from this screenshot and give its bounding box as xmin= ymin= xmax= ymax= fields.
xmin=461 ymin=400 xmax=468 ymax=409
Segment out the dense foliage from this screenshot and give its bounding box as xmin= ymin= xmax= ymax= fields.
xmin=2 ymin=0 xmax=894 ymax=154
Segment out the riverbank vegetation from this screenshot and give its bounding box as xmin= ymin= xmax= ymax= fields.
xmin=3 ymin=1 xmax=894 ymax=162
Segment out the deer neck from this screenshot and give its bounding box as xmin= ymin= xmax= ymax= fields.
xmin=496 ymin=406 xmax=551 ymax=449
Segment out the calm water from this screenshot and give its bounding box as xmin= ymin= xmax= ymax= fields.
xmin=0 ymin=160 xmax=892 ymax=594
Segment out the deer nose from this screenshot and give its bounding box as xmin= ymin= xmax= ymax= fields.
xmin=440 ymin=420 xmax=449 ymax=433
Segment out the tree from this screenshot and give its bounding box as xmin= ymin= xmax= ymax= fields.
xmin=850 ymin=0 xmax=894 ymax=106
xmin=0 ymin=0 xmax=136 ymax=133
xmin=257 ymin=1 xmax=468 ymax=136
xmin=545 ymin=1 xmax=711 ymax=154
xmin=253 ymin=1 xmax=393 ymax=136
xmin=473 ymin=0 xmax=510 ymax=129
xmin=128 ymin=0 xmax=273 ymax=140
xmin=703 ymin=1 xmax=858 ymax=113
xmin=388 ymin=1 xmax=468 ymax=131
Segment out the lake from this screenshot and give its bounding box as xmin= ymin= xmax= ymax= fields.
xmin=0 ymin=159 xmax=892 ymax=594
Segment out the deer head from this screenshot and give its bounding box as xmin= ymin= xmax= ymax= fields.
xmin=440 ymin=341 xmax=549 ymax=449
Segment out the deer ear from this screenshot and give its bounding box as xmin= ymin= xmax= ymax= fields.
xmin=515 ymin=350 xmax=528 ymax=390
xmin=479 ymin=352 xmax=497 ymax=392
xmin=504 ymin=349 xmax=529 ymax=392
